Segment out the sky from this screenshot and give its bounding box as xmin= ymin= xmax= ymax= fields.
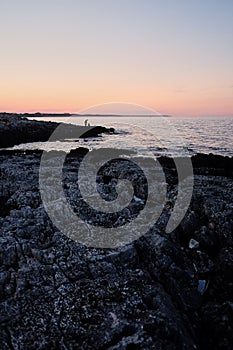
xmin=0 ymin=0 xmax=233 ymax=116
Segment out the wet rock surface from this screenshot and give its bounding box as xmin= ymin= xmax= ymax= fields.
xmin=0 ymin=149 xmax=232 ymax=349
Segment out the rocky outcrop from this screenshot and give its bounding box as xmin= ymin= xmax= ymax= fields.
xmin=158 ymin=153 xmax=233 ymax=179
xmin=0 ymin=114 xmax=114 ymax=148
xmin=0 ymin=149 xmax=232 ymax=349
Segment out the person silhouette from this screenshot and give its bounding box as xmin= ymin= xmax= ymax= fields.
xmin=84 ymin=119 xmax=88 ymax=126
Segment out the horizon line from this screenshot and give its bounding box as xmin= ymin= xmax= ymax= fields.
xmin=0 ymin=111 xmax=233 ymax=118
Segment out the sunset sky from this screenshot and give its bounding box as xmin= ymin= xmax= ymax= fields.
xmin=0 ymin=0 xmax=233 ymax=116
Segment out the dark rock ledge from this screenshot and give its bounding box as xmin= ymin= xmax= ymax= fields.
xmin=0 ymin=113 xmax=114 ymax=148
xmin=0 ymin=149 xmax=232 ymax=349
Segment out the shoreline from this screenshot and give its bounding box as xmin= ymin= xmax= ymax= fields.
xmin=0 ymin=114 xmax=232 ymax=349
xmin=0 ymin=146 xmax=233 ymax=349
xmin=0 ymin=147 xmax=232 ymax=178
xmin=0 ymin=113 xmax=114 ymax=148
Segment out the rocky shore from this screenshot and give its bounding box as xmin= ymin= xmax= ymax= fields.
xmin=0 ymin=148 xmax=233 ymax=349
xmin=0 ymin=113 xmax=114 ymax=148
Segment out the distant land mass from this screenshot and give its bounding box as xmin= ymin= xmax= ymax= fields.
xmin=75 ymin=114 xmax=172 ymax=117
xmin=0 ymin=112 xmax=72 ymax=118
xmin=0 ymin=112 xmax=171 ymax=118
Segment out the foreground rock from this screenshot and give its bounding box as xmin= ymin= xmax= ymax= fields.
xmin=0 ymin=113 xmax=114 ymax=148
xmin=0 ymin=149 xmax=232 ymax=349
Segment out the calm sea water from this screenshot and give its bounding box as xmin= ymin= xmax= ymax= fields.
xmin=12 ymin=116 xmax=233 ymax=157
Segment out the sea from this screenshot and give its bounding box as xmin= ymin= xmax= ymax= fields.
xmin=11 ymin=116 xmax=233 ymax=158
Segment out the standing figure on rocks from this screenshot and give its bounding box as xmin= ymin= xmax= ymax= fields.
xmin=84 ymin=119 xmax=88 ymax=126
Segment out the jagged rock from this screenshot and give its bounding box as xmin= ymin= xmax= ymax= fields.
xmin=0 ymin=150 xmax=232 ymax=349
xmin=189 ymin=238 xmax=200 ymax=250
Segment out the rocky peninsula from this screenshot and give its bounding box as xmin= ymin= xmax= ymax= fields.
xmin=0 ymin=114 xmax=232 ymax=349
xmin=0 ymin=113 xmax=114 ymax=148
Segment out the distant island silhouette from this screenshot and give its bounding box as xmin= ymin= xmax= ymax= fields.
xmin=0 ymin=112 xmax=171 ymax=118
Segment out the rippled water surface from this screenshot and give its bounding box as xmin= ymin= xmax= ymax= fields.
xmin=13 ymin=116 xmax=233 ymax=157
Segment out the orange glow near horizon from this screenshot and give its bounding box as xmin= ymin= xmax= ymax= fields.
xmin=1 ymin=86 xmax=232 ymax=117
